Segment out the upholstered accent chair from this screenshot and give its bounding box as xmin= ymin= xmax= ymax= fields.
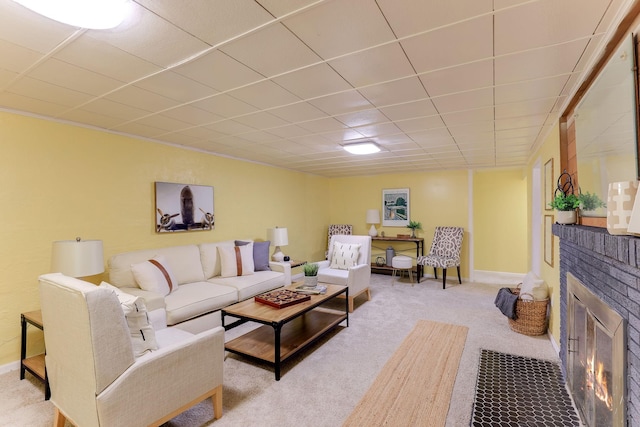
xmin=315 ymin=234 xmax=371 ymax=312
xmin=417 ymin=227 xmax=464 ymax=289
xmin=39 ymin=273 xmax=224 ymax=427
xmin=326 ymin=224 xmax=353 ymax=258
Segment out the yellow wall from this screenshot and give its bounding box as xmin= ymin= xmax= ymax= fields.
xmin=1 ymin=110 xmax=533 ymax=367
xmin=473 ymin=168 xmax=528 ymax=273
xmin=527 ymin=122 xmax=561 ymax=343
xmin=0 ymin=111 xmax=330 ymax=366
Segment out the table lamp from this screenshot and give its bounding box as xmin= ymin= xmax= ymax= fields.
xmin=267 ymin=227 xmax=288 ymax=262
xmin=51 ymin=237 xmax=104 ymax=278
xmin=366 ymin=209 xmax=380 ymax=237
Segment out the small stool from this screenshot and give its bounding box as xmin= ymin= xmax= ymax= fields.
xmin=391 ymin=256 xmax=414 ymax=286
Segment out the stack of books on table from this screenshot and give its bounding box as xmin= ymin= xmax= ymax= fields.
xmin=294 ymin=284 xmax=327 ymax=295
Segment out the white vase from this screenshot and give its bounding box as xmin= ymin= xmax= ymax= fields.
xmin=556 ymin=210 xmax=577 ymax=225
xmin=304 ymin=276 xmax=318 ymax=287
xmin=607 ymin=181 xmax=639 ymax=235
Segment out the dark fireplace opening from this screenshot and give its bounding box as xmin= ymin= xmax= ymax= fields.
xmin=567 ymin=273 xmax=626 ymax=427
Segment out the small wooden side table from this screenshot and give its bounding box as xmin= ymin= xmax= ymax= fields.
xmin=20 ymin=310 xmax=50 ymax=400
xmin=288 ymin=260 xmax=307 ymax=268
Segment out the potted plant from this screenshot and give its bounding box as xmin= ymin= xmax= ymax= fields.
xmin=549 ymin=193 xmax=580 ymax=224
xmin=407 ymin=220 xmax=422 ymax=238
xmin=578 ymin=191 xmax=606 ymax=217
xmin=303 ymin=263 xmax=319 ymax=287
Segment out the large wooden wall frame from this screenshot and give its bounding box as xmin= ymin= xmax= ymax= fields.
xmin=559 ymin=2 xmax=640 ymax=228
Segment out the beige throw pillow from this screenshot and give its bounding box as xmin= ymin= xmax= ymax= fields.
xmin=219 ymin=243 xmax=255 ymax=277
xmin=100 ymin=282 xmax=158 ymax=357
xmin=131 ymin=255 xmax=177 ymax=296
xmin=330 ymin=242 xmax=361 ymax=270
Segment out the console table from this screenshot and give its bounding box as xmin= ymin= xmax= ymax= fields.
xmin=20 ymin=310 xmax=49 ymax=400
xmin=371 ymin=236 xmax=425 ymax=283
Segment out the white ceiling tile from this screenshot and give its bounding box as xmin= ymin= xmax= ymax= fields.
xmin=329 ymin=43 xmax=415 ymax=87
xmin=335 ymin=109 xmax=389 ymax=128
xmin=495 ymin=113 xmax=548 ymax=130
xmin=159 ymin=105 xmax=224 ymax=126
xmin=379 ymin=99 xmax=438 ymax=121
xmin=256 ymin=0 xmax=324 ymax=18
xmin=395 ymin=116 xmax=446 ymax=133
xmin=420 ymin=60 xmax=493 ymax=97
xmin=54 ymin=35 xmax=162 ymax=82
xmin=88 ymin=6 xmax=210 ymax=68
xmin=495 ymin=98 xmax=558 ymax=119
xmin=297 ymin=117 xmax=347 ymax=133
xmin=0 ymin=40 xmax=42 ymax=75
xmin=432 ymin=88 xmax=494 ymax=114
xmin=105 ymin=86 xmax=180 ymax=112
xmin=57 ymin=108 xmax=124 ymax=129
xmin=0 ymin=1 xmax=79 ymax=53
xmin=28 ymin=59 xmax=124 ymax=96
xmin=134 ymin=71 xmax=218 ymax=103
xmin=494 ymin=0 xmax=612 ymax=55
xmin=495 ymin=75 xmax=570 ymax=105
xmin=192 ymin=94 xmax=258 ymax=117
xmin=309 ymin=90 xmax=374 ymax=115
xmin=402 ymin=15 xmax=493 ymax=73
xmin=355 ymin=122 xmax=403 ymax=138
xmin=7 ymin=76 xmax=92 ymax=108
xmin=378 ymin=0 xmax=493 ymax=38
xmin=441 ymin=107 xmax=494 ymax=127
xmin=233 ymin=111 xmax=290 ymax=129
xmin=173 ymin=50 xmax=264 ymax=92
xmin=136 ymin=0 xmax=273 ymax=46
xmin=359 ymin=77 xmax=428 ymax=107
xmin=227 ymin=80 xmax=301 ymax=110
xmin=75 ymin=98 xmax=151 ymax=122
xmin=269 ymin=102 xmax=328 ymax=122
xmin=205 ymin=120 xmax=257 ymax=136
xmin=282 ymin=0 xmax=396 ymax=58
xmin=221 ymin=23 xmax=322 ymax=77
xmin=273 ymin=63 xmax=352 ymax=99
xmin=495 ymin=39 xmax=589 ymax=85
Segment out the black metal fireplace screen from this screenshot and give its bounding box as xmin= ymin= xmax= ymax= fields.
xmin=567 ymin=273 xmax=626 ymax=427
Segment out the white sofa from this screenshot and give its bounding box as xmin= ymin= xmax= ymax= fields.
xmin=108 ymin=240 xmax=291 ymax=334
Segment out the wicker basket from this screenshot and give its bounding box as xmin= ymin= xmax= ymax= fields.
xmin=508 ymin=288 xmax=549 ymax=336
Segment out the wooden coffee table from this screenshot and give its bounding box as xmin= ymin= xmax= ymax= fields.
xmin=222 ymin=283 xmax=348 ymax=380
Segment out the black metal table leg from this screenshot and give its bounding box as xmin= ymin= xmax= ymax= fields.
xmin=274 ymin=322 xmax=282 ymax=381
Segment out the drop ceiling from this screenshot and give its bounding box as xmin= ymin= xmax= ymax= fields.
xmin=0 ymin=0 xmax=634 ymax=177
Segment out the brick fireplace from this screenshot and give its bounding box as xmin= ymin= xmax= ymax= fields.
xmin=554 ymin=224 xmax=640 ymax=426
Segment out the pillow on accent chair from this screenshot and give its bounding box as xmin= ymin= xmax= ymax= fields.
xmin=99 ymin=282 xmax=158 ymax=357
xmin=330 ymin=243 xmax=361 ymax=270
xmin=220 ymin=244 xmax=255 ymax=277
xmin=235 ymin=240 xmax=271 ymax=271
xmin=131 ymin=255 xmax=177 ymax=296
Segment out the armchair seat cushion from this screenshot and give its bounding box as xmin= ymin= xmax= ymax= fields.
xmin=165 ymin=282 xmax=237 ymax=326
xmin=318 ymin=268 xmax=349 ymax=286
xmin=417 ymin=255 xmax=459 ymax=269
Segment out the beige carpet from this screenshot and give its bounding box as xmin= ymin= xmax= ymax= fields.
xmin=0 ymin=273 xmax=560 ymax=427
xmin=343 ymin=320 xmax=467 ymax=427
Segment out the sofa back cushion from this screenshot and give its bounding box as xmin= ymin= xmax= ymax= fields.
xmin=108 ymin=245 xmax=205 ymax=288
xmin=199 ymin=240 xmax=236 ymax=279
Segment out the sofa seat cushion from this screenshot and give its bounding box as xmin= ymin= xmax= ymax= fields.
xmin=209 ymin=271 xmax=283 ymax=301
xmin=164 ymin=282 xmax=238 ymax=326
xmin=318 ymin=268 xmax=349 ymax=286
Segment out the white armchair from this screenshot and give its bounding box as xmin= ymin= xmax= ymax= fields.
xmin=38 ymin=273 xmax=224 ymax=427
xmin=315 ymin=234 xmax=371 ymax=312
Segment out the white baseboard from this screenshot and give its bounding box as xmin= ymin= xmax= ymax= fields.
xmin=0 ymin=361 xmax=20 ymax=375
xmin=473 ymin=270 xmax=526 ymax=286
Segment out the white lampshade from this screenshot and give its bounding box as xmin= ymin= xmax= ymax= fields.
xmin=366 ymin=209 xmax=380 ymax=224
xmin=267 ymin=227 xmax=288 ymax=262
xmin=51 ymin=238 xmax=104 ymax=277
xmin=366 ymin=209 xmax=380 ymax=237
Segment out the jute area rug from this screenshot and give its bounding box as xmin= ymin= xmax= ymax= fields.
xmin=343 ymin=319 xmax=468 ymax=427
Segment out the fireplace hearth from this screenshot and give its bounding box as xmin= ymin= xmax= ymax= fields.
xmin=554 ymin=224 xmax=640 ymax=427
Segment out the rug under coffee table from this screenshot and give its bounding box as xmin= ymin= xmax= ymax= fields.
xmin=221 ymin=283 xmax=348 ymax=380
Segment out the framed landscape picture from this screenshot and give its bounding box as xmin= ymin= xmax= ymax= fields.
xmin=382 ymin=188 xmax=410 ymax=227
xmin=155 ymin=182 xmax=214 ymax=233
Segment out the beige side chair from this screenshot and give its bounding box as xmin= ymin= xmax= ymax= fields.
xmin=417 ymin=226 xmax=464 ymax=289
xmin=39 ymin=273 xmax=224 ymax=427
xmin=315 ymin=234 xmax=371 ymax=312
